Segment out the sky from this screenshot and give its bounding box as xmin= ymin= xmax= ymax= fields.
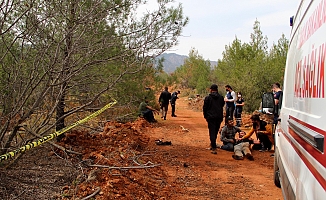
xmin=154 ymin=0 xmax=300 ymax=61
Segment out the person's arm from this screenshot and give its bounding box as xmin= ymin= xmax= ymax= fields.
xmin=236 ymin=99 xmax=245 ymax=106
xmin=230 ymin=91 xmax=236 ymax=103
xmin=242 ymin=127 xmax=255 ymax=139
xmin=146 ymin=105 xmax=159 ymax=115
xmin=203 ymin=97 xmax=209 ymax=119
xmin=236 ymin=127 xmax=242 ymax=133
xmin=234 ymin=128 xmax=242 ymax=142
xmin=274 ymin=91 xmax=282 ymax=105
xmin=220 ymin=128 xmax=227 ymax=142
xmin=258 ymin=124 xmax=273 ymax=135
xmin=170 ymin=93 xmax=175 ymax=102
xmin=235 ymin=132 xmax=241 ymax=140
xmin=220 ymin=128 xmax=234 ymax=143
xmin=274 ymin=94 xmax=280 ymax=105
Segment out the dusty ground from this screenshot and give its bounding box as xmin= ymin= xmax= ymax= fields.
xmin=0 ymin=97 xmax=283 ymax=200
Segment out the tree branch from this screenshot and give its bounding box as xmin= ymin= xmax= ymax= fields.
xmin=81 ymin=187 xmax=101 ymax=200
xmin=86 ymin=163 xmax=162 ymax=170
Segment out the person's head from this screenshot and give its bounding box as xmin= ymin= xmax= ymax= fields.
xmin=237 ymin=92 xmax=242 ymax=98
xmin=250 ymin=114 xmax=260 ymax=126
xmin=225 ymin=85 xmax=232 ymax=92
xmin=226 ymin=117 xmax=234 ymax=127
xmin=177 ymin=90 xmax=180 ymax=94
xmin=144 ymin=97 xmax=149 ymax=103
xmin=239 ymin=131 xmax=246 ymax=138
xmin=164 ymin=86 xmax=168 ymax=91
xmin=272 ymin=83 xmax=281 ymax=92
xmin=210 ymin=84 xmax=218 ymax=92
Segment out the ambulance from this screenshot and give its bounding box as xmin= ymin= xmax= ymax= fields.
xmin=262 ymin=0 xmax=326 ymax=199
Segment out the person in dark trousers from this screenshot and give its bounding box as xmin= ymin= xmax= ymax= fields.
xmin=272 ymin=83 xmax=283 ymax=125
xmin=224 ymin=85 xmax=236 ymax=124
xmin=234 ymin=92 xmax=245 ymax=127
xmin=158 ymin=87 xmax=171 ymax=120
xmin=203 ymin=84 xmax=225 ymax=154
xmin=170 ymin=90 xmax=180 ymax=117
xmin=139 ymin=97 xmax=159 ymax=123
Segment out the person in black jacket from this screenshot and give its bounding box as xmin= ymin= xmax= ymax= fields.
xmin=203 ymin=84 xmax=225 ymax=154
xmin=170 ymin=90 xmax=180 ymax=117
xmin=158 ymin=87 xmax=172 ymax=120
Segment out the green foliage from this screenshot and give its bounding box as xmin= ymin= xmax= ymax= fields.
xmin=0 ymin=0 xmax=188 ymax=154
xmin=173 ymin=48 xmax=212 ymax=95
xmin=213 ymin=20 xmax=288 ymax=112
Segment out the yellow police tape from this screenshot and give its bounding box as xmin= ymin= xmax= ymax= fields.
xmin=0 ymin=99 xmax=117 ymax=162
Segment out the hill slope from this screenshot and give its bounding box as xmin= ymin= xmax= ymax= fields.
xmin=156 ymin=53 xmax=217 ymax=73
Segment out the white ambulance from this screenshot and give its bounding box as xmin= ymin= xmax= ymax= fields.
xmin=262 ymin=0 xmax=326 ymax=199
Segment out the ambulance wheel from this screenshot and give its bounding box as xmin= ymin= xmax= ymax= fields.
xmin=273 ymin=151 xmax=281 ymax=188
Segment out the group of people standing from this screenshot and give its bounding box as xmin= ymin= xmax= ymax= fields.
xmin=138 ymin=87 xmax=180 ymax=123
xmin=224 ymin=85 xmax=245 ymax=127
xmin=203 ymin=83 xmax=282 ymax=159
xmin=158 ymin=87 xmax=180 ymax=120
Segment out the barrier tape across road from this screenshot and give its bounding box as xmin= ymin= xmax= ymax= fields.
xmin=0 ymin=99 xmax=117 ymax=162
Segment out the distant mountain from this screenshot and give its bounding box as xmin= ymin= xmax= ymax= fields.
xmin=156 ymin=53 xmax=217 ymax=73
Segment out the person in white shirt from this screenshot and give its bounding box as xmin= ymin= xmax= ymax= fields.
xmin=224 ymin=85 xmax=236 ymax=124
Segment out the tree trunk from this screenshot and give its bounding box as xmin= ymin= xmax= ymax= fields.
xmin=56 ymin=0 xmax=75 ymax=142
xmin=55 ymin=83 xmax=66 ymax=142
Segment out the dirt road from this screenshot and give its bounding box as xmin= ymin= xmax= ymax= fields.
xmin=0 ymin=96 xmax=283 ymax=200
xmin=149 ymin=97 xmax=283 ymax=199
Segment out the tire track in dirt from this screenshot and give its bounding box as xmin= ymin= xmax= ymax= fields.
xmin=149 ymin=97 xmax=283 ymax=200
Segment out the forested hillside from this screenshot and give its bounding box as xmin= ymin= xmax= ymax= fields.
xmin=156 ymin=53 xmax=217 ymax=73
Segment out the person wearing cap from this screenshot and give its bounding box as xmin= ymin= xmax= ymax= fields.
xmin=203 ymin=84 xmax=225 ymax=154
xmin=170 ymin=90 xmax=180 ymax=117
xmin=242 ymin=113 xmax=274 ymax=151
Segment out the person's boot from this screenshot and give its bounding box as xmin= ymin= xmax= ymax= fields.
xmin=232 ymin=155 xmax=243 ymax=160
xmin=211 ymin=148 xmax=217 ymax=154
xmin=245 ymin=153 xmax=254 ymax=161
xmin=236 ymin=119 xmax=241 ymax=127
xmin=259 ymin=143 xmax=266 ymax=152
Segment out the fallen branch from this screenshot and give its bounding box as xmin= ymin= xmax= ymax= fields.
xmin=86 ymin=163 xmax=162 ymax=170
xmin=81 ymin=187 xmax=101 ymax=200
xmin=180 ymin=125 xmax=189 ymax=132
xmin=11 ymin=188 xmax=27 ymax=200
